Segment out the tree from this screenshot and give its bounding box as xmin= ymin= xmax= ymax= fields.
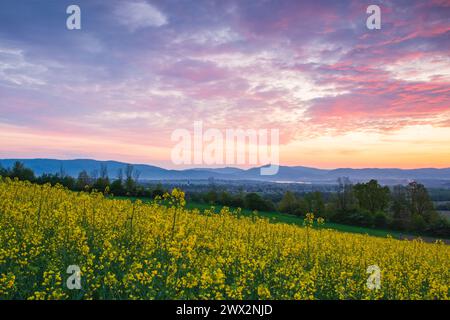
xmin=90 ymin=169 xmax=98 ymax=181
xmin=58 ymin=163 xmax=66 ymax=178
xmin=373 ymin=212 xmax=387 ymax=228
xmin=93 ymin=164 xmax=110 ymax=192
xmin=10 ymin=161 xmax=35 ymax=181
xmin=219 ymin=191 xmax=232 ymax=206
xmin=110 ymin=179 xmax=124 ymax=196
xmin=229 ymin=194 xmax=245 ymax=208
xmin=427 ymin=218 xmax=450 ymax=238
xmin=411 ymin=213 xmax=426 ymax=231
xmin=390 ymin=185 xmax=410 ymax=230
xmin=336 ymin=177 xmax=356 ymax=213
xmin=100 ymin=164 xmax=108 ymax=180
xmin=0 ymin=164 xmax=7 ymax=177
xmin=354 ymin=179 xmax=390 ymax=214
xmin=152 ymin=183 xmax=165 ymax=199
xmin=390 ymin=182 xmax=438 ymax=231
xmin=117 ymin=168 xmax=123 ymax=182
xmin=76 ymin=170 xmax=91 ymax=190
xmin=133 ymin=169 xmax=141 ymax=183
xmin=304 ymin=191 xmax=325 ymax=216
xmin=204 ymin=189 xmax=218 ymax=204
xmin=110 ymin=168 xmax=125 ymax=195
xmin=245 ymin=193 xmax=272 ymax=211
xmin=406 ymin=181 xmax=437 ymax=224
xmin=278 ymin=191 xmax=298 ymax=214
xmin=124 ymin=164 xmax=135 ymax=194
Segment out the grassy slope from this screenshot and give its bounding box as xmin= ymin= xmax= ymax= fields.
xmin=116 ymin=196 xmax=405 ymax=239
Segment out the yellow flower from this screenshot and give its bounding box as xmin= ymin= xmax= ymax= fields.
xmin=0 ymin=179 xmax=449 ymax=300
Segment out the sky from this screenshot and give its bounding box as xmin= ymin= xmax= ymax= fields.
xmin=0 ymin=0 xmax=449 ymax=169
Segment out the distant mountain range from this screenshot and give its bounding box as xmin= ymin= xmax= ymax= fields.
xmin=1 ymin=158 xmax=450 ymax=186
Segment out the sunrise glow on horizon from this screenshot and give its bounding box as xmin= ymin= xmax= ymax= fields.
xmin=0 ymin=0 xmax=449 ymax=169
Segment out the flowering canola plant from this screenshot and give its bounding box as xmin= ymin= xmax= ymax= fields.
xmin=0 ymin=178 xmax=448 ymax=300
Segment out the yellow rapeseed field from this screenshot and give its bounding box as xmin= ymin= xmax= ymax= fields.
xmin=0 ymin=178 xmax=449 ymax=300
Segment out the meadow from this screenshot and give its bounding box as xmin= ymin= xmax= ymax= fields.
xmin=0 ymin=178 xmax=449 ymax=300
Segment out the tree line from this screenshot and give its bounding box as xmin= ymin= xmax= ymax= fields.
xmin=0 ymin=161 xmax=164 ymax=198
xmin=183 ymin=178 xmax=449 ymax=237
xmin=275 ymin=177 xmax=449 ymax=237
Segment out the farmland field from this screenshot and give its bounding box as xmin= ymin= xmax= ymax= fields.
xmin=185 ymin=202 xmax=406 ymax=239
xmin=119 ymin=196 xmax=435 ymax=240
xmin=1 ymin=179 xmax=449 ymax=300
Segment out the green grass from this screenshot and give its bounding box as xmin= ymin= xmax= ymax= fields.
xmin=114 ymin=196 xmax=405 ymax=239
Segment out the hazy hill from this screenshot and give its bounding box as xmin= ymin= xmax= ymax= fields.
xmin=1 ymin=158 xmax=450 ymax=186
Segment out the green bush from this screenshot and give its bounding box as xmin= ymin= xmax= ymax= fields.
xmin=373 ymin=211 xmax=387 ymax=228
xmin=411 ymin=214 xmax=426 ymax=231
